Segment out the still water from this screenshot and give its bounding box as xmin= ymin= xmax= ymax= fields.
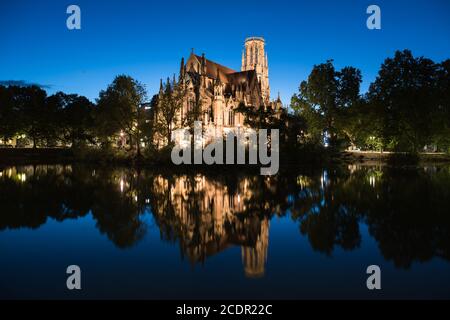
xmin=0 ymin=164 xmax=449 ymax=299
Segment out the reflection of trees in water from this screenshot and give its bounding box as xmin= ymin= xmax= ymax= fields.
xmin=88 ymin=168 xmax=148 ymax=248
xmin=1 ymin=164 xmax=450 ymax=270
xmin=362 ymin=167 xmax=450 ymax=268
xmin=0 ymin=165 xmax=92 ymax=229
xmin=290 ymin=165 xmax=450 ymax=268
xmin=0 ymin=165 xmax=148 ymax=249
xmin=290 ymin=168 xmax=362 ymax=255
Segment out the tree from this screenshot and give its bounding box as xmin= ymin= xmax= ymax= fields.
xmin=367 ymin=50 xmax=438 ymax=152
xmin=1 ymin=86 xmax=67 ymax=148
xmin=153 ymin=77 xmax=186 ymax=146
xmin=142 ymin=94 xmax=159 ymax=149
xmin=335 ymin=67 xmax=364 ymax=147
xmin=44 ymin=92 xmax=67 ymax=147
xmin=96 ymin=75 xmax=148 ymax=154
xmin=235 ymin=102 xmax=281 ymax=131
xmin=336 ymin=98 xmax=383 ymax=151
xmin=0 ymin=85 xmax=21 ymax=142
xmin=58 ymin=93 xmax=95 ymax=147
xmin=279 ymin=111 xmax=307 ymax=150
xmin=17 ymin=85 xmax=48 ymax=148
xmin=290 ymin=83 xmax=324 ymax=145
xmin=291 ymin=60 xmax=362 ymax=148
xmin=432 ymin=59 xmax=450 ymax=153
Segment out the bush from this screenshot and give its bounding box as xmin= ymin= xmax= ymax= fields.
xmin=144 ymin=143 xmax=174 ymax=164
xmin=72 ymin=145 xmax=130 ymax=164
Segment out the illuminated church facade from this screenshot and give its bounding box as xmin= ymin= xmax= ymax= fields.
xmin=155 ymin=37 xmax=283 ymax=145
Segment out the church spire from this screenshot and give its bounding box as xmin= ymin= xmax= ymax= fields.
xmin=214 ymin=67 xmax=223 ymax=98
xmin=201 ymin=53 xmax=206 ymax=74
xmin=166 ymin=77 xmax=171 ymax=92
xmin=201 ymin=53 xmax=207 ymax=88
xmin=216 ymin=67 xmax=221 ymax=84
xmin=179 ymin=57 xmax=185 ymax=80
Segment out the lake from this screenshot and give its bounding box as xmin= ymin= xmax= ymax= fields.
xmin=1 ymin=164 xmax=449 ymax=299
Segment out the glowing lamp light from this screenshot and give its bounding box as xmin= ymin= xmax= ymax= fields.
xmin=369 ymin=175 xmax=376 ymax=187
xmin=120 ymin=179 xmax=124 ymax=193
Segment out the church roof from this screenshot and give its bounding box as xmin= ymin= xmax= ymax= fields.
xmin=190 ymin=54 xmax=259 ymax=87
xmin=194 ymin=54 xmax=236 ymax=82
xmin=185 ymin=53 xmax=261 ymax=99
xmin=226 ymin=70 xmax=258 ymax=86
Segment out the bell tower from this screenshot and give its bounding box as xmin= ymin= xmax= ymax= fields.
xmin=241 ymin=37 xmax=270 ymax=103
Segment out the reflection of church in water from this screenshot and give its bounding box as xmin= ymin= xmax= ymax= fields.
xmin=152 ymin=175 xmax=269 ymax=278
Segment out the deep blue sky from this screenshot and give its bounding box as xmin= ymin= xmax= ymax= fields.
xmin=1 ymin=0 xmax=449 ymax=104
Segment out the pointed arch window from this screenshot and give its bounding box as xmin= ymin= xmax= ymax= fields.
xmin=229 ymin=110 xmax=235 ymax=126
xmin=187 ymin=97 xmax=195 ymax=114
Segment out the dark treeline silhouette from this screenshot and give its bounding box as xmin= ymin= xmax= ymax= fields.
xmin=1 ymin=50 xmax=449 ymax=159
xmin=1 ymin=164 xmax=449 ymax=270
xmin=291 ymin=50 xmax=450 ymax=154
xmin=0 ymin=75 xmax=154 ymax=155
xmin=0 ymin=86 xmax=96 ymax=148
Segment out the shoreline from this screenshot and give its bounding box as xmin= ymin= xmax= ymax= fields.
xmin=1 ymin=148 xmax=450 ymax=168
xmin=340 ymin=150 xmax=450 ymax=165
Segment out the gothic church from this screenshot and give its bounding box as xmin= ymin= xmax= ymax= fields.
xmin=157 ymin=37 xmax=282 ymax=144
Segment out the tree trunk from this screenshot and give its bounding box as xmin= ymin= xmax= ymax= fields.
xmin=137 ymin=137 xmax=141 ymax=157
xmin=72 ymin=130 xmax=76 ymax=149
xmin=167 ymin=127 xmax=171 ymax=146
